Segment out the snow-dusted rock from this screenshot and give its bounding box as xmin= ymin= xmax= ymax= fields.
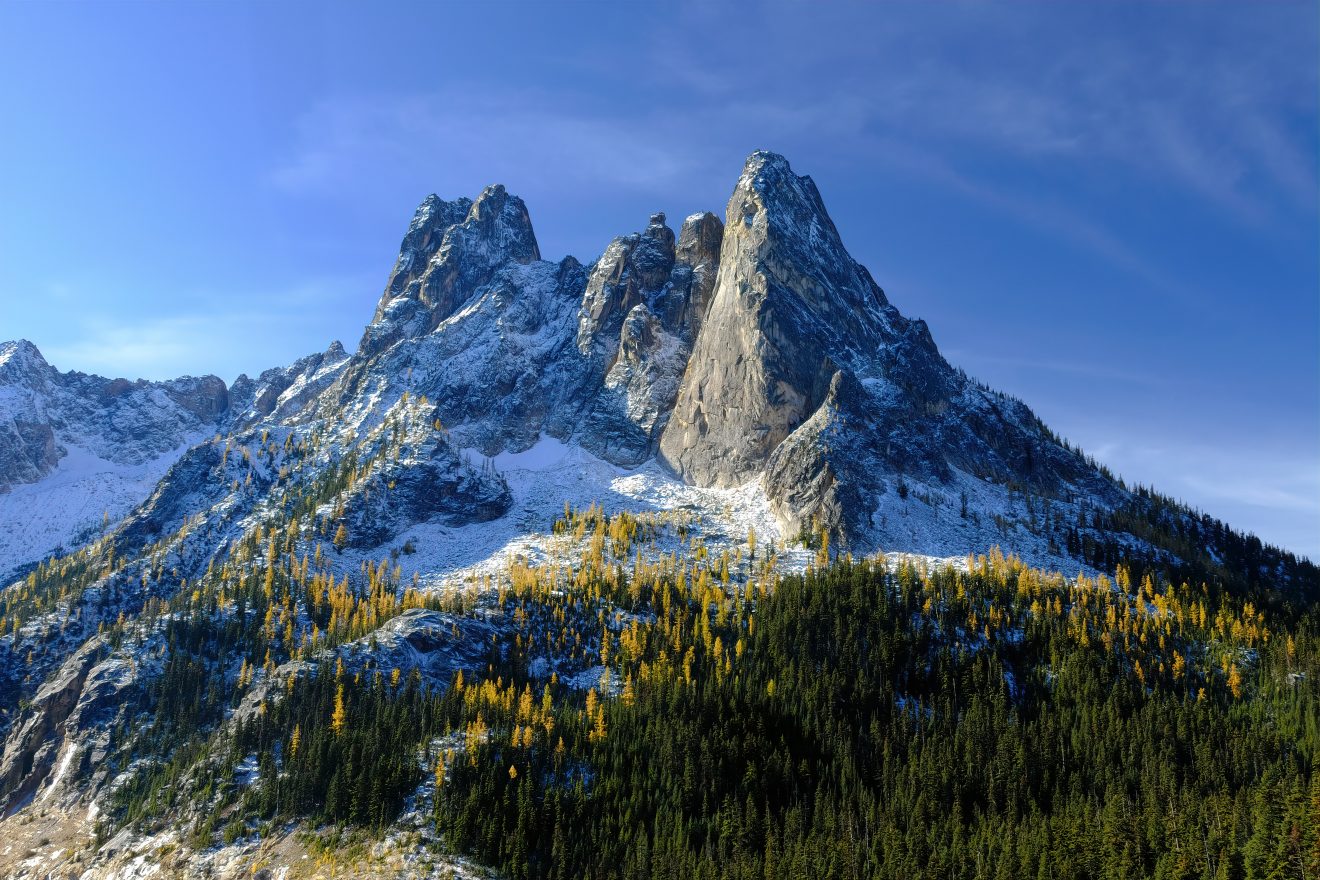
xmin=228 ymin=340 xmax=350 ymax=427
xmin=0 ymin=341 xmax=230 ymax=577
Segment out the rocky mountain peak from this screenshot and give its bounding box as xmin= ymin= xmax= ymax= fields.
xmin=0 ymin=340 xmax=54 ymax=386
xmin=0 ymin=339 xmax=46 ymax=362
xmin=465 ymin=184 xmax=540 ymax=262
xmin=658 ymin=151 xmax=894 ymax=489
xmin=730 ymin=152 xmax=893 ymax=334
xmin=644 ymin=212 xmax=675 ymax=249
xmin=362 ymin=184 xmax=542 ymax=357
xmin=675 ymin=212 xmax=722 ymax=267
xmin=381 ymin=194 xmax=474 ymax=302
xmin=576 ymin=213 xmax=678 ymax=357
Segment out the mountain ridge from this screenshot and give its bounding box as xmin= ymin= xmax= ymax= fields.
xmin=0 ymin=152 xmax=1312 ymax=581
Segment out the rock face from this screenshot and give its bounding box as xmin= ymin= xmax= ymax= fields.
xmin=336 ymin=417 xmax=513 ymax=550
xmin=572 ymin=210 xmax=725 ymax=464
xmin=649 ymin=152 xmax=1112 ymax=538
xmin=0 ymin=636 xmax=104 ymax=816
xmin=340 ymin=609 xmax=497 ymax=687
xmin=659 ymin=152 xmax=898 ymax=487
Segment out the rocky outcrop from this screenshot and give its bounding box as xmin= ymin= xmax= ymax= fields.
xmin=569 ymin=211 xmax=724 ymax=465
xmin=0 ymin=419 xmax=59 ymax=488
xmin=228 ymin=340 xmax=350 ymax=427
xmin=361 ymin=185 xmax=541 ymax=357
xmin=672 ymin=211 xmax=723 ymax=338
xmin=0 ymin=637 xmax=105 ymax=816
xmin=337 ymin=425 xmax=512 ymax=549
xmin=340 ymin=608 xmax=497 ymax=687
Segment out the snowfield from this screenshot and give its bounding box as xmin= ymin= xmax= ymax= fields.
xmin=0 ymin=434 xmax=206 ymax=582
xmin=331 ymin=434 xmax=813 ymax=593
xmin=325 ymin=433 xmax=1083 ymax=597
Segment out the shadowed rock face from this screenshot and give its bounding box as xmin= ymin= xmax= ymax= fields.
xmin=577 ymin=212 xmax=677 ymax=360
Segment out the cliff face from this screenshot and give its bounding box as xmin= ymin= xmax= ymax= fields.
xmin=655 ymin=152 xmax=1112 ymax=539
xmin=659 ymin=151 xmax=900 ymax=488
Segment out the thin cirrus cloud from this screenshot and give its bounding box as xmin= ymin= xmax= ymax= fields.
xmin=265 ymin=85 xmax=1177 ymax=294
xmin=269 ymin=90 xmax=704 ymax=199
xmin=655 ymin=2 xmax=1316 ymax=223
xmin=42 ymin=276 xmax=374 ymax=382
xmin=1093 ymin=439 xmax=1320 ymax=562
xmin=265 ymin=5 xmax=1313 ymax=286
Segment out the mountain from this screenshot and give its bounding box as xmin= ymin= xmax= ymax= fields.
xmin=0 ymin=152 xmax=1313 ymax=878
xmin=0 ymin=338 xmax=361 ymax=583
xmin=0 ymin=340 xmax=229 ymax=581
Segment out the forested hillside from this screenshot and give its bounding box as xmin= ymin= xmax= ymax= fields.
xmin=105 ymin=506 xmax=1319 ymax=880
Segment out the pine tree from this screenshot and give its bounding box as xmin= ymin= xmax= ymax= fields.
xmin=331 ymin=682 xmax=347 ymax=735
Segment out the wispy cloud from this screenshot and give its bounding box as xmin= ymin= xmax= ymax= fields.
xmin=1075 ymin=436 xmax=1320 ymax=560
xmin=267 ymin=5 xmax=1314 ymax=296
xmin=270 ymin=90 xmax=702 ymax=198
xmin=41 ymin=275 xmax=374 ymax=382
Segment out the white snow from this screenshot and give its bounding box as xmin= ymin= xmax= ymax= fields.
xmin=341 ymin=435 xmax=792 ymax=594
xmin=38 ymin=741 xmax=76 ymax=802
xmin=0 ymin=433 xmax=206 ymax=582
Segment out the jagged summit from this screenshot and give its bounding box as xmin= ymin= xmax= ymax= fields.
xmin=0 ymin=338 xmax=47 ymax=365
xmin=362 ymin=184 xmax=540 ymax=357
xmin=0 ymin=152 xmax=1136 ymax=569
xmin=0 ymin=340 xmax=55 ymax=390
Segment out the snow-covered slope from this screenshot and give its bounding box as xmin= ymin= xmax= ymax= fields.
xmin=0 ymin=437 xmax=205 ymax=583
xmin=0 ymin=341 xmax=229 ymax=579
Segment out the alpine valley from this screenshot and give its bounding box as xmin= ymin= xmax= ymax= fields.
xmin=0 ymin=153 xmax=1315 ymax=880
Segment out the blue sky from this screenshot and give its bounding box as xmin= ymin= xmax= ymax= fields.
xmin=1 ymin=2 xmax=1316 ymax=559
